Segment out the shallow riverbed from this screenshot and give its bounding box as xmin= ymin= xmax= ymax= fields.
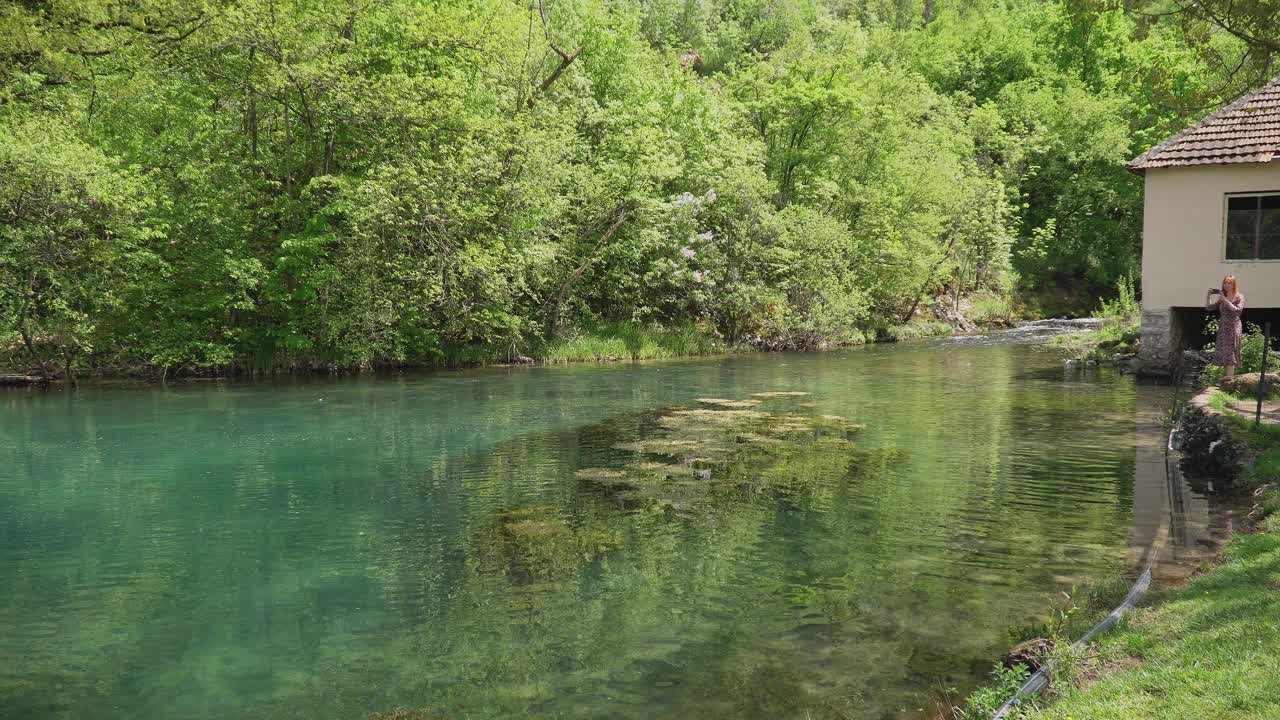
xmin=0 ymin=334 xmax=1231 ymax=719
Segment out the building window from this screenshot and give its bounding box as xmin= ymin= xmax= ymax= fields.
xmin=1226 ymin=193 xmax=1280 ymax=260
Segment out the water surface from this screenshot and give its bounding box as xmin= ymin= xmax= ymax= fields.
xmin=0 ymin=337 xmax=1189 ymax=719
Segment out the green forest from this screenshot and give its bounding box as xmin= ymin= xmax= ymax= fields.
xmin=0 ymin=0 xmax=1273 ymax=377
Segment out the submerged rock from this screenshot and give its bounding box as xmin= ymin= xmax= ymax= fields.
xmin=1002 ymin=638 xmax=1053 ymax=671
xmin=1220 ymin=372 xmax=1280 ymax=398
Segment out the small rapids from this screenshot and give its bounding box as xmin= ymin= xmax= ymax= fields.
xmin=940 ymin=317 xmax=1104 ymax=347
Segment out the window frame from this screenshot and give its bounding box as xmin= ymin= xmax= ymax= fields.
xmin=1223 ymin=191 xmax=1280 ymax=262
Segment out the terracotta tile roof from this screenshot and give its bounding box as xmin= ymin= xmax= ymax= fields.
xmin=1129 ymin=76 xmax=1280 ymax=172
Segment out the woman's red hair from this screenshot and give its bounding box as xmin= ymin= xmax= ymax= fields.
xmin=1223 ymin=274 xmax=1240 ymax=297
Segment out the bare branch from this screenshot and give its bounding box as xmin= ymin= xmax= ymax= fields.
xmin=524 ymin=0 xmax=582 ymax=111
xmin=1182 ymin=0 xmax=1280 ymax=52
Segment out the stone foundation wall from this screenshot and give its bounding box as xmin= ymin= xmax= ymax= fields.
xmin=1139 ymin=308 xmax=1184 ymax=376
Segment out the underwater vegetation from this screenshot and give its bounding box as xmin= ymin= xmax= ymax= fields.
xmin=393 ymin=393 xmax=890 ymax=717
xmin=464 ymin=393 xmax=875 ymax=601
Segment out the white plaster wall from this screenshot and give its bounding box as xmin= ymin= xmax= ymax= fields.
xmin=1141 ymin=162 xmax=1280 ymax=310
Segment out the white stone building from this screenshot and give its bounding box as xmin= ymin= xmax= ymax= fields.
xmin=1132 ymin=77 xmax=1280 ymax=374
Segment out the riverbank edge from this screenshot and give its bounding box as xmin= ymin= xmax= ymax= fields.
xmin=960 ymin=389 xmax=1280 ymax=720
xmin=0 ymin=317 xmax=1016 ymax=386
xmin=1046 ymin=317 xmax=1140 ymax=369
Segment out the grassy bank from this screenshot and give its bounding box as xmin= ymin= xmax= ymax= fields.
xmin=2 ymin=314 xmax=994 ymax=380
xmin=434 ymin=315 xmax=961 ymax=365
xmin=969 ymin=419 xmax=1280 ymax=720
xmin=1025 ymin=536 xmax=1280 ymax=720
xmin=1048 ymin=320 xmax=1139 ymax=362
xmin=536 ymin=322 xmax=725 ymax=363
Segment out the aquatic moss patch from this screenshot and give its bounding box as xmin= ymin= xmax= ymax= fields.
xmin=659 ymin=408 xmax=769 ymax=426
xmin=576 ymin=398 xmax=867 ymax=512
xmin=473 ymin=507 xmax=624 ymax=582
xmin=695 ymin=398 xmax=763 ymax=408
xmin=611 ymin=438 xmax=701 ymax=454
xmin=574 ymin=467 xmax=632 ymax=486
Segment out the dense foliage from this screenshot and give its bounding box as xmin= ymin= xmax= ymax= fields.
xmin=0 ymin=0 xmax=1262 ymax=374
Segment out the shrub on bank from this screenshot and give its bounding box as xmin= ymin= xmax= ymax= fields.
xmin=538 ymin=322 xmax=722 ymax=363
xmin=967 ymin=292 xmax=1020 ymax=326
xmin=1202 ymin=323 xmax=1280 ymax=385
xmin=1046 ymin=276 xmax=1141 ymax=362
xmin=875 ymin=319 xmax=954 ymax=342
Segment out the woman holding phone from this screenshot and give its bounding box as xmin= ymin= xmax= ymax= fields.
xmin=1206 ymin=274 xmax=1245 ymax=378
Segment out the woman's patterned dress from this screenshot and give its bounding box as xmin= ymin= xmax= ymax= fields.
xmin=1211 ymin=293 xmax=1245 ymax=367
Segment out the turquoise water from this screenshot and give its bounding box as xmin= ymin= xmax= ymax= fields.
xmin=2 ymin=338 xmax=1156 ymax=719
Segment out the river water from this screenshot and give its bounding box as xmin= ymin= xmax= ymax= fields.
xmin=0 ymin=332 xmax=1235 ymax=719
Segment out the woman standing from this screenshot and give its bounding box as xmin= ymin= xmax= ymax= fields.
xmin=1206 ymin=274 xmax=1245 ymax=378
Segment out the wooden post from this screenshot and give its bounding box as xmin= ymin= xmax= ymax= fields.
xmin=1258 ymin=321 xmax=1272 ymax=427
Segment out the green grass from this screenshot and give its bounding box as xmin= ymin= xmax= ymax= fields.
xmin=1209 ymin=388 xmax=1236 ymax=414
xmin=1222 ymin=417 xmax=1280 ymax=501
xmin=537 ymin=322 xmax=723 ymax=363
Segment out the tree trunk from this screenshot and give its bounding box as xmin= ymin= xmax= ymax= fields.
xmin=901 ymin=232 xmax=960 ymax=325
xmin=544 ymin=207 xmax=628 ymax=337
xmin=62 ymin=348 xmax=77 ymax=388
xmin=16 ymin=272 xmax=51 ymax=383
xmin=248 ymin=45 xmax=258 ymax=162
xmin=284 ymin=100 xmax=292 ymax=193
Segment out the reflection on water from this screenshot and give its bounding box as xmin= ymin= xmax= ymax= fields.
xmin=1129 ymin=387 xmax=1241 ymax=587
xmin=0 ymin=339 xmax=1220 ymax=719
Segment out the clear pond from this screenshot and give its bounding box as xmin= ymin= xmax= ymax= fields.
xmin=0 ymin=335 xmax=1218 ymax=719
